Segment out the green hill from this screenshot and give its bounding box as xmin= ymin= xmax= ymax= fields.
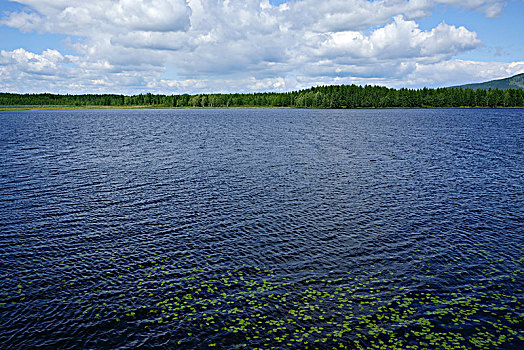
xmin=452 ymin=73 xmax=524 ymax=90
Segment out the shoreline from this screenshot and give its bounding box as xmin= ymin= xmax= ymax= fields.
xmin=2 ymin=105 xmax=524 ymax=111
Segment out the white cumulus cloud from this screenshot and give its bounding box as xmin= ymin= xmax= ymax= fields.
xmin=314 ymin=17 xmax=481 ymax=62
xmin=0 ymin=0 xmax=521 ymax=93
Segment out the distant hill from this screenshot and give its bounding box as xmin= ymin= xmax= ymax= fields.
xmin=452 ymin=73 xmax=524 ymax=90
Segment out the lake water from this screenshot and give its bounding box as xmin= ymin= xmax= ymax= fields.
xmin=0 ymin=108 xmax=522 ymax=349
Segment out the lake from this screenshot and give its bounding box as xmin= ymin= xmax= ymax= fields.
xmin=0 ymin=108 xmax=522 ymax=349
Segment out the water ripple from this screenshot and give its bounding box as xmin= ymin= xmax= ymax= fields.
xmin=0 ymin=108 xmax=523 ymax=349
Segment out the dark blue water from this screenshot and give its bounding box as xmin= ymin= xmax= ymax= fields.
xmin=0 ymin=108 xmax=522 ymax=349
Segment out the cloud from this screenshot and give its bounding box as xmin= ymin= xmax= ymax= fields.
xmin=0 ymin=48 xmax=165 ymax=94
xmin=4 ymin=0 xmax=192 ymax=34
xmin=0 ymin=0 xmax=520 ymax=93
xmin=1 ymin=11 xmax=43 ymax=33
xmin=110 ymin=31 xmax=192 ymax=51
xmin=405 ymin=60 xmax=524 ymax=86
xmin=283 ymin=0 xmax=508 ymax=32
xmin=438 ymin=0 xmax=507 ymax=17
xmin=0 ymin=48 xmax=67 ymax=75
xmin=314 ymin=17 xmax=481 ymax=62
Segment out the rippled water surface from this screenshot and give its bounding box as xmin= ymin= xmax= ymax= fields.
xmin=1 ymin=108 xmax=523 ymax=349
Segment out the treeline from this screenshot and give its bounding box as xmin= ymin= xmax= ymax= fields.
xmin=1 ymin=85 xmax=524 ymax=108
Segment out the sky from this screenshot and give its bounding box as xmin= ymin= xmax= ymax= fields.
xmin=0 ymin=0 xmax=523 ymax=94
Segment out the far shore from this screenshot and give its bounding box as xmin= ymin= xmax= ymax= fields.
xmin=0 ymin=105 xmax=294 ymax=111
xmin=2 ymin=105 xmax=524 ymax=112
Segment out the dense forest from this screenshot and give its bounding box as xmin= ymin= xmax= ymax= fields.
xmin=1 ymin=84 xmax=524 ymax=108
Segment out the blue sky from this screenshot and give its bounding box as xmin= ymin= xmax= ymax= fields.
xmin=0 ymin=0 xmax=523 ymax=94
xmin=417 ymin=2 xmax=524 ymax=62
